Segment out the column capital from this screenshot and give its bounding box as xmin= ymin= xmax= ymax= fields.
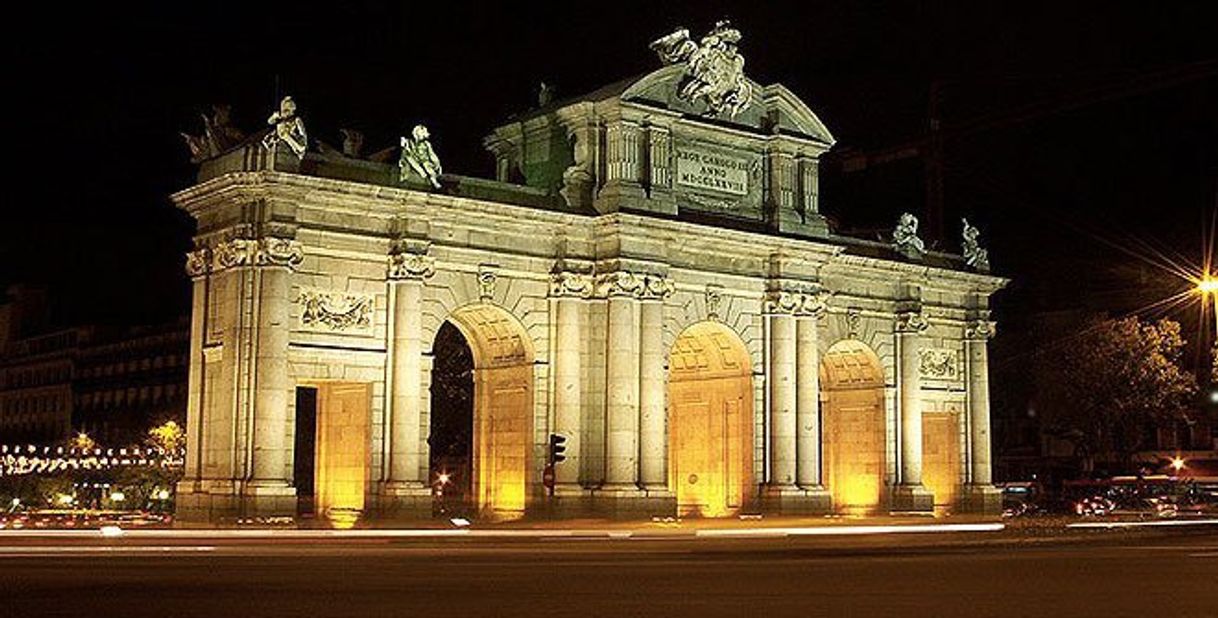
xmin=210 ymin=237 xmax=303 ymax=272
xmin=595 ymin=271 xmax=673 ymax=300
xmin=185 ymin=247 xmax=210 ymax=278
xmin=254 ymin=237 xmax=304 ymax=268
xmin=965 ymin=313 xmax=997 ymax=340
xmin=549 ymin=271 xmax=595 ymax=299
xmin=387 ymin=250 xmax=435 ymax=281
xmin=765 ymin=286 xmax=830 ymax=317
xmin=895 ymin=309 xmax=929 ymax=334
xmin=212 ymin=238 xmax=256 ymax=271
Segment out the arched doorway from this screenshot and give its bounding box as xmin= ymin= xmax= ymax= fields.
xmin=820 ymin=340 xmax=887 ymax=514
xmin=428 ymin=322 xmax=475 ymax=514
xmin=429 ymin=304 xmax=534 ymax=518
xmin=667 ymin=322 xmax=754 ymax=517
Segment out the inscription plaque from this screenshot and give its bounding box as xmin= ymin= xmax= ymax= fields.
xmin=675 ymin=148 xmax=750 ymax=196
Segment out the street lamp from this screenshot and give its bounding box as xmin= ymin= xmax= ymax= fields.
xmin=1197 ymin=276 xmax=1218 ymax=383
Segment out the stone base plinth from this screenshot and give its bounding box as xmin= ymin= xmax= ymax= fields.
xmin=371 ymin=482 xmax=434 ymax=522
xmin=889 ymin=484 xmax=935 ymax=514
xmin=175 ymin=480 xmax=297 ymax=525
xmin=960 ymin=484 xmax=1004 ymax=515
xmin=536 ymin=485 xmax=598 ymax=519
xmin=591 ymin=485 xmax=676 ymax=519
xmin=759 ymin=485 xmax=833 ymax=515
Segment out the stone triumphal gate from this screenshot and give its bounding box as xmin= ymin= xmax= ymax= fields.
xmin=173 ymin=24 xmax=1005 ymax=524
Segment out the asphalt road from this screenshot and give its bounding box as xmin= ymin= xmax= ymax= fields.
xmin=2 ymin=531 xmax=1216 ymax=618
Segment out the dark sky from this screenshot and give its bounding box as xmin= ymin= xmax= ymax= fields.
xmin=2 ymin=1 xmax=1216 ymax=335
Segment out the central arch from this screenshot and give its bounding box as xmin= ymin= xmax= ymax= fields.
xmin=667 ymin=322 xmax=754 ymax=517
xmin=431 ymin=304 xmax=534 ymax=518
xmin=820 ymin=339 xmax=887 ymax=514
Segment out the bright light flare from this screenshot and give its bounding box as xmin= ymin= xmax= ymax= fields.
xmin=1196 ymin=277 xmax=1218 ymax=294
xmin=1170 ymin=457 xmax=1186 ymax=472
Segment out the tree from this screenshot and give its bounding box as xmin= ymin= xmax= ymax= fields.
xmin=1036 ymin=316 xmax=1196 ymax=473
xmin=68 ymin=432 xmax=96 ymax=452
xmin=146 ymin=420 xmax=185 ymax=454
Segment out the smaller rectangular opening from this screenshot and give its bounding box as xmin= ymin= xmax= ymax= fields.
xmin=293 ymin=386 xmax=318 ymax=517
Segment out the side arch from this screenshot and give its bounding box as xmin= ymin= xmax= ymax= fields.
xmin=667 ymin=321 xmax=755 ymax=516
xmin=435 ymin=303 xmax=536 ymax=517
xmin=820 ymin=339 xmax=888 ymax=513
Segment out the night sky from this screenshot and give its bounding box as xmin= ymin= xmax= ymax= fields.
xmin=3 ymin=1 xmax=1216 ymax=342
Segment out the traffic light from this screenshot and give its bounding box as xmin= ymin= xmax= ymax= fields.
xmin=548 ymin=433 xmax=567 ymax=464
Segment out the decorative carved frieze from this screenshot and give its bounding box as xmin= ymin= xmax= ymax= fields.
xmin=185 ymin=248 xmax=210 ymax=278
xmin=895 ymin=310 xmax=930 ymax=334
xmin=918 ymin=348 xmax=960 ymax=380
xmin=549 ymin=272 xmax=594 ymax=299
xmin=298 ymin=288 xmax=374 ymax=334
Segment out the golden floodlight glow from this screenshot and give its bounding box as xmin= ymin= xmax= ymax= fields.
xmin=1197 ymin=277 xmax=1218 ymax=294
xmin=821 ymin=340 xmax=888 ymax=514
xmin=314 ymin=383 xmax=371 ymax=530
xmin=1170 ymin=457 xmax=1186 ymax=472
xmin=448 ymin=305 xmax=534 ymax=519
xmin=668 ymin=321 xmax=754 ymax=518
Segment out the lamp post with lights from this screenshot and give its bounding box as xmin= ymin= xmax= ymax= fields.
xmin=1197 ymin=275 xmax=1218 ymax=388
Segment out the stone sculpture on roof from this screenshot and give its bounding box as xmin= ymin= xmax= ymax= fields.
xmin=262 ymin=96 xmax=308 ymax=157
xmin=893 ymin=212 xmax=926 ymax=259
xmin=399 ymin=124 xmax=443 ymax=188
xmin=650 ymin=20 xmax=752 ymax=118
xmin=962 ymin=218 xmax=991 ymax=272
xmin=180 ymin=104 xmax=245 ymax=162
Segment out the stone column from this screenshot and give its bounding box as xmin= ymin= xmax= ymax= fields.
xmin=795 ymin=316 xmax=822 ymax=489
xmin=602 ymin=274 xmax=641 ymax=491
xmin=764 ymin=289 xmax=832 ymax=513
xmin=964 ymin=315 xmax=1002 ymax=512
xmin=550 ymin=272 xmax=591 ymax=491
xmin=767 ymin=312 xmax=798 ymax=488
xmin=893 ymin=309 xmax=933 ymax=512
xmin=180 ymin=248 xmax=210 ymax=486
xmin=638 ymin=277 xmax=671 ymax=492
xmin=247 ymin=239 xmax=302 ymax=513
xmin=386 ymin=251 xmax=435 ymax=480
xmin=380 ymin=249 xmax=435 ymax=517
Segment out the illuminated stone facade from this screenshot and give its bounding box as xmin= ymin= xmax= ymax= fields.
xmin=173 ymin=38 xmax=1006 ymax=524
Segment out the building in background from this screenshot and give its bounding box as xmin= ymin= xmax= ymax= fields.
xmin=0 ymin=286 xmax=188 ymax=446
